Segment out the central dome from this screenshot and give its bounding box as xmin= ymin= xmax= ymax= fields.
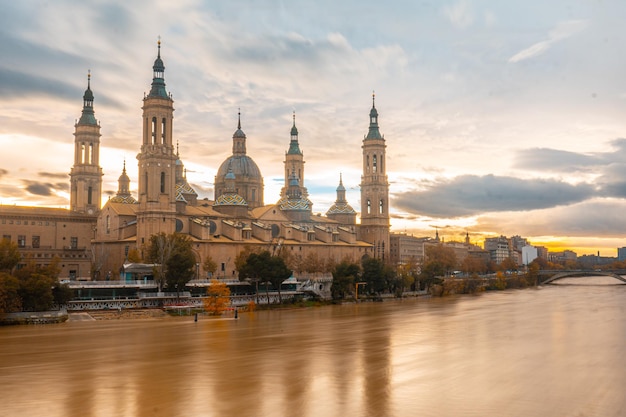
xmin=216 ymin=155 xmax=262 ymax=180
xmin=214 ymin=113 xmax=264 ymax=209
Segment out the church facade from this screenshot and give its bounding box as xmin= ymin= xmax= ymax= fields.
xmin=1 ymin=42 xmax=390 ymax=281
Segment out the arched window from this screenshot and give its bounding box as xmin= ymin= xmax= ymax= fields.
xmin=89 ymin=143 xmax=94 ymax=164
xmin=106 ymin=215 xmax=110 ymax=234
xmin=379 ymin=199 xmax=384 ymax=214
xmin=88 ymin=186 xmax=92 ymax=205
xmin=160 ymin=172 xmax=166 ymax=193
xmin=151 ymin=117 xmax=157 ymax=144
xmin=161 ymin=118 xmax=166 ymax=144
xmin=81 ymin=143 xmax=86 ymax=164
xmin=366 ymin=155 xmax=370 ymax=173
xmin=380 ymin=157 xmax=383 ymax=173
xmin=144 ymin=172 xmax=149 ymax=194
xmin=373 ymin=154 xmax=377 ymax=173
xmin=367 ymin=199 xmax=371 ymax=214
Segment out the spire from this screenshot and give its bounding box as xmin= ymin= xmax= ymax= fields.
xmin=148 ymin=37 xmax=169 ymax=99
xmin=287 ymin=110 xmax=302 ymax=155
xmin=78 ymin=70 xmax=97 ymax=125
xmin=336 ymin=173 xmax=347 ymax=202
xmin=232 ymin=109 xmax=247 ymax=155
xmin=365 ymin=91 xmax=382 ymax=140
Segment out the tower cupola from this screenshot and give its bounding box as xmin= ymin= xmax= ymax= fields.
xmin=366 ymin=92 xmax=382 ymax=140
xmin=148 ymin=39 xmax=168 ymax=99
xmin=78 ymin=71 xmax=97 ymax=125
xmin=288 ymin=111 xmax=302 ymax=155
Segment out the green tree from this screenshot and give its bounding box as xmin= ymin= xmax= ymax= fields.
xmin=19 ymin=274 xmax=55 ymax=311
xmin=361 ymin=257 xmax=387 ymax=295
xmin=165 ymin=248 xmax=196 ymax=298
xmin=0 ymin=272 xmax=21 ymax=314
xmin=146 ymin=233 xmax=196 ymax=293
xmin=331 ymin=259 xmax=360 ymax=300
xmin=52 ymin=283 xmax=74 ymax=306
xmin=0 ymin=238 xmax=21 ymax=273
xmin=239 ymin=251 xmax=292 ymax=304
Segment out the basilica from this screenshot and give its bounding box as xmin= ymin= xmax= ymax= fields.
xmin=0 ymin=42 xmax=390 ymax=281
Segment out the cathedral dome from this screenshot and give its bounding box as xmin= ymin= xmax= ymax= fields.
xmin=216 ymin=155 xmax=262 ymax=181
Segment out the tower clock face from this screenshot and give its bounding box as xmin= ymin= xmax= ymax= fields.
xmin=87 ymin=208 xmax=94 ymax=215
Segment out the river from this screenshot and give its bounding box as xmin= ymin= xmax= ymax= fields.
xmin=1 ymin=277 xmax=625 ymax=417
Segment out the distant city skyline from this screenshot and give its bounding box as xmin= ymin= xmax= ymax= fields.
xmin=2 ymin=1 xmax=626 ymax=256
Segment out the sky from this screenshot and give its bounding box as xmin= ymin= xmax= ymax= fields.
xmin=1 ymin=0 xmax=626 ymax=256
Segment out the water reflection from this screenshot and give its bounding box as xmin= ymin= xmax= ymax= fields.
xmin=1 ymin=280 xmax=625 ymax=417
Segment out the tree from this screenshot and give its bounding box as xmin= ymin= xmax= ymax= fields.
xmin=361 ymin=257 xmax=387 ymax=295
xmin=461 ymin=256 xmax=487 ymax=275
xmin=238 ymin=251 xmax=292 ymax=304
xmin=0 ymin=238 xmax=21 ymax=273
xmin=0 ymin=272 xmax=21 ymax=314
xmin=165 ymin=247 xmax=196 ymax=298
xmin=423 ymin=244 xmax=457 ymax=277
xmin=19 ymin=274 xmax=55 ymax=311
xmin=127 ymin=248 xmax=142 ymax=263
xmin=500 ymin=257 xmax=518 ymax=272
xmin=331 ymin=259 xmax=360 ymax=300
xmin=146 ymin=233 xmax=196 ymax=292
xmin=395 ymin=263 xmax=416 ymax=296
xmin=203 ymin=255 xmax=218 ymax=278
xmin=301 ymin=252 xmax=324 ymax=273
xmin=52 ymin=283 xmax=74 ymax=306
xmin=14 ymin=256 xmax=62 ymax=311
xmin=204 ymin=280 xmax=231 ymax=315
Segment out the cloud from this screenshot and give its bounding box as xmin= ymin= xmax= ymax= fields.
xmin=393 ymin=174 xmax=596 ymax=218
xmin=0 ymin=169 xmax=8 ymax=178
xmin=22 ymin=180 xmax=68 ymax=197
xmin=477 ymin=199 xmax=626 ymax=239
xmin=442 ymin=1 xmax=474 ymax=29
xmin=39 ymin=172 xmax=69 ymax=180
xmin=513 ymin=147 xmax=600 ymax=173
xmin=508 ymin=20 xmax=588 ymax=63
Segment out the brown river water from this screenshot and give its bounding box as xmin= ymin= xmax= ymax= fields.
xmin=1 ymin=277 xmax=625 ymax=417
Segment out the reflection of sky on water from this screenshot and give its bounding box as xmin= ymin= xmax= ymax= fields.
xmin=1 ymin=285 xmax=625 ymax=417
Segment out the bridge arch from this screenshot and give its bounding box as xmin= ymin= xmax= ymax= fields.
xmin=541 ymin=271 xmax=626 ymax=285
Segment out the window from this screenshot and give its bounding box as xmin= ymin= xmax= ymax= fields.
xmin=89 ymin=143 xmax=94 ymax=164
xmin=70 ymin=237 xmax=78 ymax=249
xmin=379 ymin=199 xmax=384 ymax=214
xmin=151 ymin=117 xmax=157 ymax=144
xmin=2 ymin=235 xmax=10 ymax=241
xmin=32 ymin=236 xmax=40 ymax=249
xmin=160 ymin=172 xmax=165 ymax=193
xmin=367 ymin=200 xmax=371 ymax=214
xmin=106 ymin=215 xmax=110 ymax=234
xmin=161 ymin=118 xmax=166 ymax=144
xmin=17 ymin=235 xmax=26 ymax=248
xmin=88 ymin=186 xmax=92 ymax=205
xmin=373 ymin=154 xmax=377 ymax=173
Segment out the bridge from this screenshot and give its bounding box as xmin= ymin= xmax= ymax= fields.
xmin=539 ymin=270 xmax=626 ymax=285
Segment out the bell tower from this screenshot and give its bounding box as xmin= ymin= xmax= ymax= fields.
xmin=359 ymin=93 xmax=390 ymax=260
xmin=136 ymin=39 xmax=177 ymax=245
xmin=281 ymin=111 xmax=307 ymax=198
xmin=69 ymin=71 xmax=102 ymax=215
